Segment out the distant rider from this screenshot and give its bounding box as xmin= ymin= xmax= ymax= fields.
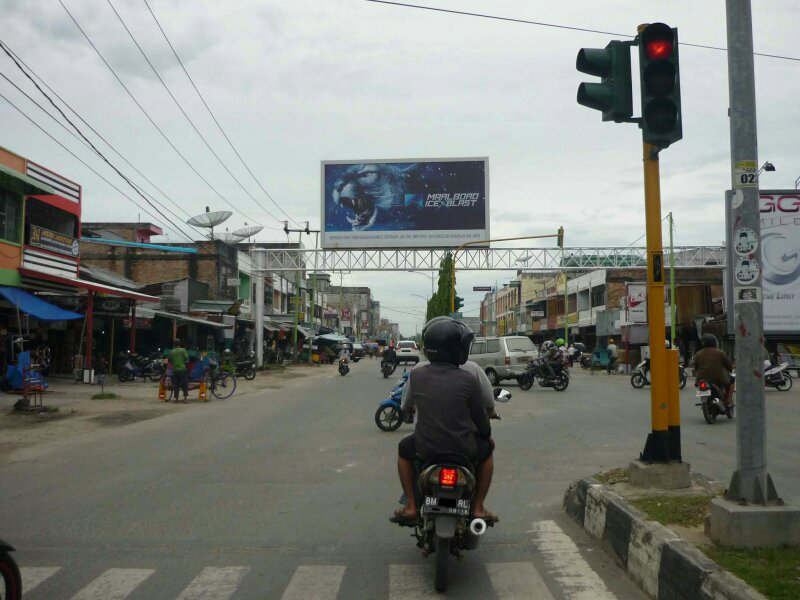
xmin=607 ymin=338 xmax=618 ymax=374
xmin=382 ymin=342 xmax=398 ymax=368
xmin=337 ymin=344 xmax=351 ymax=363
xmin=693 ymin=334 xmax=734 ymax=406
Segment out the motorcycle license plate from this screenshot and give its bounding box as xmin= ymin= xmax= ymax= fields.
xmin=696 ymin=390 xmax=711 ymax=397
xmin=422 ymin=496 xmax=470 ymax=516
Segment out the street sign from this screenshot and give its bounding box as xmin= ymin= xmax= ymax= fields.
xmin=530 ymin=310 xmax=545 ymax=318
xmin=473 ymin=286 xmax=493 ymax=292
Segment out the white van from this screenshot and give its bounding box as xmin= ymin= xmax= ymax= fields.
xmin=469 ymin=336 xmax=539 ymax=385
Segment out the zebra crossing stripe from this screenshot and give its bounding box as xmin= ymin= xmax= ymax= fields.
xmin=175 ymin=566 xmax=250 ymax=600
xmin=19 ymin=566 xmax=61 ymax=593
xmin=485 ymin=562 xmax=556 ymax=599
xmin=70 ymin=568 xmax=154 ymax=600
xmin=280 ymin=565 xmax=346 ymax=600
xmin=389 ymin=564 xmax=441 ymax=599
xmin=530 ymin=520 xmax=616 ymax=600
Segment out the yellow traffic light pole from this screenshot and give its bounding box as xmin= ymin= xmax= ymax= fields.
xmin=450 ymin=232 xmax=564 ymax=313
xmin=640 ymin=142 xmax=681 ymax=462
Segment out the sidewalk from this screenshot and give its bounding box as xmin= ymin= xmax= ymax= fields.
xmin=0 ymin=364 xmax=321 ymax=463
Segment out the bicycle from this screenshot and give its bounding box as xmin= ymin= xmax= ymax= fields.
xmin=205 ymin=363 xmax=236 ymax=399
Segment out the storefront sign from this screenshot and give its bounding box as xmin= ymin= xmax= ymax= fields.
xmin=29 ymin=224 xmax=79 ymax=257
xmin=94 ymin=297 xmax=132 ymax=317
xmin=122 ymin=317 xmax=153 ymax=329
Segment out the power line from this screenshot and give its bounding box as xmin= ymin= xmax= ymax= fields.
xmin=0 ymin=40 xmax=204 ymax=229
xmin=57 ymin=0 xmax=282 ymax=231
xmin=0 ymin=41 xmax=201 ymax=245
xmin=105 ymin=0 xmax=288 ymax=228
xmin=0 ymin=90 xmax=195 ymax=243
xmin=363 ymin=0 xmax=800 ymax=62
xmin=141 ymin=0 xmax=304 ymax=228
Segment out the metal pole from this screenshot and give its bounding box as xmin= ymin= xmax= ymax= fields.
xmin=564 ymin=271 xmax=569 ymax=346
xmin=724 ymin=0 xmax=775 ymax=504
xmin=669 ymin=212 xmax=676 ymax=346
xmin=308 ymin=231 xmax=318 ymax=364
xmin=254 ymin=249 xmax=265 ymax=367
xmin=639 ymin=141 xmax=672 ymax=463
xmin=292 ymin=232 xmax=301 ymax=358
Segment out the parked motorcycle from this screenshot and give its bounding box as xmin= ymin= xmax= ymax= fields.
xmin=381 ymin=360 xmax=397 ymax=379
xmin=0 ymin=537 xmax=21 ymax=600
xmin=338 ymin=359 xmax=350 ymax=376
xmin=234 ymin=353 xmax=257 ymax=380
xmin=391 ymin=388 xmax=511 ymax=592
xmin=375 ymin=370 xmax=412 ymax=431
xmin=517 ymin=359 xmax=569 ymax=391
xmin=118 ymin=352 xmax=163 ymax=382
xmin=764 ymin=362 xmax=792 ymax=391
xmin=695 ymin=376 xmax=735 ymax=424
xmin=630 ymin=360 xmax=687 ymax=389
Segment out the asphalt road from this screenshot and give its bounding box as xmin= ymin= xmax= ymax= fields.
xmin=0 ymin=359 xmax=796 ymax=599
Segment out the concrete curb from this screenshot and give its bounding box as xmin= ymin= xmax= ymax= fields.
xmin=563 ymin=478 xmax=767 ymax=600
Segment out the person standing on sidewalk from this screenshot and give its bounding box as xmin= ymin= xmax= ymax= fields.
xmin=607 ymin=338 xmax=618 ymax=375
xmin=169 ymin=338 xmax=190 ymax=402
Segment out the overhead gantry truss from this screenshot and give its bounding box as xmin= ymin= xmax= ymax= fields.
xmin=253 ymin=246 xmax=726 ymax=272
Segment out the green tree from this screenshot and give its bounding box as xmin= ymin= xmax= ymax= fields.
xmin=425 ymin=252 xmax=458 ymax=322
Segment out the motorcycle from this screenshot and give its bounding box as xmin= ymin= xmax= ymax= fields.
xmin=381 ymin=360 xmax=397 ymax=379
xmin=391 ymin=388 xmax=511 ymax=592
xmin=338 ymin=359 xmax=350 ymax=376
xmin=375 ymin=370 xmax=412 ymax=431
xmin=0 ymin=538 xmax=21 ymax=600
xmin=118 ymin=352 xmax=163 ymax=382
xmin=630 ymin=360 xmax=687 ymax=390
xmin=234 ymin=353 xmax=257 ymax=380
xmin=516 ymin=358 xmax=569 ymax=391
xmin=764 ymin=362 xmax=792 ymax=391
xmin=695 ymin=375 xmax=735 ymax=424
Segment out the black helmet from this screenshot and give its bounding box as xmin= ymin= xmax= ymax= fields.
xmin=422 ymin=316 xmax=474 ymax=366
xmin=700 ymin=333 xmax=718 ymax=349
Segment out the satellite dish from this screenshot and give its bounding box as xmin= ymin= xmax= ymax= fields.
xmin=233 ymin=225 xmax=263 ymax=238
xmin=186 ymin=210 xmax=232 ymax=228
xmin=216 ymin=232 xmax=246 ymax=244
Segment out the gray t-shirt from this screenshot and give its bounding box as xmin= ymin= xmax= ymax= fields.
xmin=401 ymin=359 xmax=494 ymax=410
xmin=402 ymin=363 xmax=491 ymax=461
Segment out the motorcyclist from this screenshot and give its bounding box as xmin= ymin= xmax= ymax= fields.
xmin=693 ymin=334 xmax=734 ymax=406
xmin=555 ymin=338 xmax=569 ymax=364
xmin=382 ymin=342 xmax=398 ymax=368
xmin=337 ymin=343 xmax=351 ymax=363
xmin=540 ymin=340 xmax=561 ymax=382
xmin=607 ymin=338 xmax=618 ymax=374
xmin=391 ymin=317 xmax=496 ymax=523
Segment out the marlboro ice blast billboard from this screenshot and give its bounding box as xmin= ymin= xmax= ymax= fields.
xmin=321 ymin=158 xmax=489 ymax=248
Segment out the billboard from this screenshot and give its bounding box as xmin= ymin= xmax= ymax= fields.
xmin=321 ymin=158 xmax=489 ymax=248
xmin=725 ymin=190 xmax=800 ymax=334
xmin=625 ymin=284 xmax=671 ymax=326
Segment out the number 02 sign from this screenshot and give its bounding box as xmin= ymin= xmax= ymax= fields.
xmin=734 ymin=160 xmax=758 ymax=188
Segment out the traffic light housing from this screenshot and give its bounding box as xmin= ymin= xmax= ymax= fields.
xmin=638 ymin=23 xmax=682 ymax=148
xmin=557 ymin=226 xmax=564 ymax=248
xmin=454 ymin=296 xmax=464 ymax=312
xmin=576 ymin=41 xmax=633 ymax=123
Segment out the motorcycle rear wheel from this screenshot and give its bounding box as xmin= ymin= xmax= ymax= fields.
xmin=0 ymin=551 xmax=22 ymax=600
xmin=375 ymin=406 xmax=403 ymax=431
xmin=702 ymin=402 xmax=716 ymax=424
xmin=553 ymin=373 xmax=569 ymax=391
xmin=679 ymin=372 xmax=687 ymax=390
xmin=631 ymin=372 xmax=645 ymax=389
xmin=243 ymin=368 xmax=256 ymax=381
xmin=434 ymin=535 xmax=450 ymax=592
xmin=518 ymin=374 xmax=533 ymax=391
xmin=776 ymin=374 xmax=792 ymax=391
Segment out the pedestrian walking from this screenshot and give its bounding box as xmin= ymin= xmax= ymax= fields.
xmin=169 ymin=338 xmax=190 ymax=402
xmin=607 ymin=338 xmax=618 ymax=375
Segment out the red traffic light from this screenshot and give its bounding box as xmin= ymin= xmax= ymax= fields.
xmin=645 ymin=39 xmax=672 ymax=60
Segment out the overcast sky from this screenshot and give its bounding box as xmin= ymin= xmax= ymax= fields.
xmin=2 ymin=1 xmax=798 ymax=335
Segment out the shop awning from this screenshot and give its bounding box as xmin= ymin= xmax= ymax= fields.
xmin=138 ymin=308 xmax=233 ymax=328
xmin=264 ymin=322 xmax=280 ymax=332
xmin=0 ymin=163 xmax=60 ymax=197
xmin=19 ymin=268 xmax=159 ymax=302
xmin=0 ymin=286 xmax=83 ymax=321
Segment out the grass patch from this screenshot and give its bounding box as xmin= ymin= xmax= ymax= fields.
xmin=91 ymin=392 xmax=120 ymax=400
xmin=704 ymin=545 xmax=800 ymax=600
xmin=630 ymin=495 xmax=713 ymax=528
xmin=594 ymin=468 xmax=628 ymax=485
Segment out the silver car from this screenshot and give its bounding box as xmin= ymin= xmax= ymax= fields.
xmin=469 ymin=336 xmax=539 ymax=385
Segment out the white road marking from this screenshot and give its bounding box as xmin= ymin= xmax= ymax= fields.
xmin=175 ymin=566 xmax=249 ymax=600
xmin=20 ymin=566 xmax=60 ymax=593
xmin=70 ymin=568 xmax=154 ymax=600
xmin=486 ymin=562 xmax=555 ymax=599
xmin=529 ymin=520 xmax=616 ymax=600
xmin=389 ymin=564 xmax=440 ymax=599
xmin=280 ymin=565 xmax=346 ymax=600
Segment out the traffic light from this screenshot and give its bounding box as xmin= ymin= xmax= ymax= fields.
xmin=576 ymin=40 xmax=633 ymax=123
xmin=638 ymin=23 xmax=682 ymax=148
xmin=557 ymin=226 xmax=564 ymax=248
xmin=454 ymin=296 xmax=464 ymax=312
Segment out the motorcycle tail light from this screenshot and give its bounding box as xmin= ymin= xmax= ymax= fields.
xmin=439 ymin=468 xmax=458 ymax=487
xmin=699 ymin=381 xmax=709 ymax=391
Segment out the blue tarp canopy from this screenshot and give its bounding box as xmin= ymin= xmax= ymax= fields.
xmin=0 ymin=286 xmax=83 ymax=321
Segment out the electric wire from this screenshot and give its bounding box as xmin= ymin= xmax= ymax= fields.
xmin=105 ymin=0 xmax=287 ymax=228
xmin=363 ymin=0 xmax=800 ymax=62
xmin=141 ymin=0 xmax=304 ymax=228
xmin=0 ymin=90 xmax=195 ymax=243
xmin=0 ymin=39 xmax=206 ymax=231
xmin=57 ymin=0 xmax=282 ymax=231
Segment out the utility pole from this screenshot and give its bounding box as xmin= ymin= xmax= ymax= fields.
xmin=284 ymin=221 xmax=312 ymax=361
xmin=668 ymin=212 xmax=676 ymax=347
xmin=308 ymin=230 xmax=319 ymax=364
xmin=254 ymin=249 xmax=265 ymax=367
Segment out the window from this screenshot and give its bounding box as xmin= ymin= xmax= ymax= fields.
xmin=486 ymin=339 xmax=501 ymax=353
xmin=471 ymin=341 xmax=485 ymax=355
xmin=505 ymin=337 xmax=535 ymax=352
xmin=0 ymin=189 xmax=22 ymax=244
xmin=591 ymin=285 xmax=606 ymax=307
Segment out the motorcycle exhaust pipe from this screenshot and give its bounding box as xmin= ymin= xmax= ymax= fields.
xmin=469 ymin=518 xmax=487 ymax=536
